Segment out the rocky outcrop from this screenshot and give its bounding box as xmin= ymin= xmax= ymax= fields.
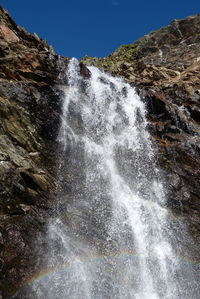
xmin=0 ymin=6 xmax=69 ymax=297
xmin=82 ymin=14 xmax=200 ymax=251
xmin=0 ymin=6 xmax=200 ymax=297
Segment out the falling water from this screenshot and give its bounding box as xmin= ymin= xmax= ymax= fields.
xmin=32 ymin=58 xmax=199 ymax=298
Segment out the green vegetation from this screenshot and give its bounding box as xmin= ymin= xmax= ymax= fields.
xmin=33 ymin=32 xmax=40 ymax=41
xmin=81 ymin=26 xmax=163 ymax=76
xmin=20 ymin=26 xmax=29 ymax=35
xmin=49 ymin=45 xmax=55 ymax=55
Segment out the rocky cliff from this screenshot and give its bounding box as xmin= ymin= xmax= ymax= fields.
xmin=0 ymin=6 xmax=69 ymax=297
xmin=0 ymin=6 xmax=200 ymax=298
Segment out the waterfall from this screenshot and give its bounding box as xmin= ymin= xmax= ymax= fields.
xmin=32 ymin=58 xmax=198 ymax=298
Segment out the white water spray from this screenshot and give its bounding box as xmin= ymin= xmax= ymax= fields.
xmin=32 ymin=58 xmax=198 ymax=299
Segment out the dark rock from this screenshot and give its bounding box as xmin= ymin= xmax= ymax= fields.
xmin=79 ymin=62 xmax=91 ymax=78
xmin=0 ymin=6 xmax=67 ymax=297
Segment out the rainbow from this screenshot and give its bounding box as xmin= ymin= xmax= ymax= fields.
xmin=13 ymin=249 xmax=200 ymax=295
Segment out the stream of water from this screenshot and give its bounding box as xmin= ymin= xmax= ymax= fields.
xmin=32 ymin=58 xmax=198 ymax=299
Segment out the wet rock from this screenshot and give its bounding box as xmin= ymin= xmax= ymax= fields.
xmin=79 ymin=62 xmax=91 ymax=78
xmin=169 ymin=173 xmax=182 ymax=190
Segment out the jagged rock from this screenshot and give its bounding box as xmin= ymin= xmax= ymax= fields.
xmin=0 ymin=6 xmax=67 ymax=297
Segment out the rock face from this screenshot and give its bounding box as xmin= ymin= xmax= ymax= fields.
xmin=0 ymin=6 xmax=200 ymax=297
xmin=0 ymin=7 xmax=69 ymax=297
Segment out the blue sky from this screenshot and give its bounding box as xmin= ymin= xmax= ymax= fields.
xmin=1 ymin=0 xmax=200 ymax=58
